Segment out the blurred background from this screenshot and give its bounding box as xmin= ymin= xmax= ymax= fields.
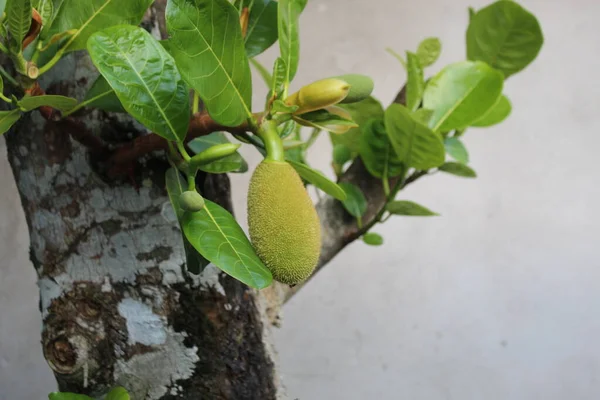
xmin=2 ymin=0 xmax=600 ymax=399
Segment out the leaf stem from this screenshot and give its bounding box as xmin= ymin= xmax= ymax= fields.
xmin=304 ymin=127 xmax=321 ymax=150
xmin=192 ymin=91 xmax=200 ymax=114
xmin=0 ymin=93 xmax=12 ymax=103
xmin=0 ymin=65 xmax=20 ymax=87
xmin=177 ymin=141 xmax=192 ymax=162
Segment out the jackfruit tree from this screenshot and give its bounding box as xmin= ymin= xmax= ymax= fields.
xmin=0 ymin=0 xmax=543 ymax=398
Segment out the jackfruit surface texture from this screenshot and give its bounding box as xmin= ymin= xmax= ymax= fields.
xmin=248 ymin=161 xmax=321 ymax=285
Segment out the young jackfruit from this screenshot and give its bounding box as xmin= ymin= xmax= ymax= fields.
xmin=247 ymin=161 xmax=321 ymax=285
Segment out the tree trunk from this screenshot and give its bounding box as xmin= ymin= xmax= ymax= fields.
xmin=4 ymin=50 xmax=285 ymax=399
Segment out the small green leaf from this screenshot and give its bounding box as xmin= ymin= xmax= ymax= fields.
xmin=444 ymin=137 xmax=469 ymax=164
xmin=338 ymin=182 xmax=366 ymax=218
xmin=34 ymin=0 xmax=59 ymax=40
xmin=83 ymin=75 xmax=125 ymax=113
xmin=6 ymin=0 xmax=31 ymax=51
xmin=386 ymin=200 xmax=438 ymax=216
xmin=412 ymin=108 xmax=434 ymax=125
xmin=182 ymin=199 xmax=273 ymax=289
xmin=416 ymin=37 xmax=441 ymax=67
xmin=333 ymin=143 xmax=352 ymax=166
xmin=87 ymin=25 xmax=190 ymax=142
xmin=272 ymin=99 xmax=298 ymax=114
xmin=48 ymin=393 xmax=93 ymax=400
xmin=287 ymin=159 xmax=346 ymax=201
xmin=384 ymin=103 xmax=445 ymax=170
xmin=250 ymin=57 xmax=272 ymax=87
xmin=278 ymin=0 xmax=306 ymax=83
xmin=0 ymin=109 xmax=22 ymax=135
xmin=165 ymin=168 xmax=209 ymax=275
xmin=106 ymin=387 xmax=130 ymax=400
xmin=167 ymin=0 xmax=252 ymax=127
xmin=467 ymin=0 xmax=543 ymax=78
xmin=48 ymin=0 xmax=152 ymax=52
xmin=359 ymin=118 xmax=403 ymax=179
xmin=294 ymin=109 xmax=357 ymax=134
xmin=278 ymin=119 xmax=295 ymax=138
xmin=188 ymin=132 xmax=248 ymax=173
xmin=423 ymin=60 xmax=504 ymax=132
xmin=270 ymin=57 xmax=287 ymax=99
xmin=332 ymin=97 xmax=384 ymax=154
xmin=471 ymin=94 xmax=511 ymax=127
xmin=406 ymin=51 xmax=424 ymax=112
xmin=438 ymin=162 xmax=476 ymax=178
xmin=362 ymin=232 xmax=383 ymax=246
xmin=0 ymin=0 xmax=7 ymax=18
xmin=244 ymin=0 xmax=278 ymax=58
xmin=18 ymin=95 xmax=77 ymax=111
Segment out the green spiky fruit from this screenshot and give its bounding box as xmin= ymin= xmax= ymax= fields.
xmin=247 ymin=161 xmax=321 ymax=285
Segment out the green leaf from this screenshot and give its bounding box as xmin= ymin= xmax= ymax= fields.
xmin=250 ymin=57 xmax=272 ymax=87
xmin=244 ymin=0 xmax=278 ymax=58
xmin=386 ymin=200 xmax=438 ymax=216
xmin=406 ymin=51 xmax=424 ymax=112
xmin=287 ymin=159 xmax=346 ymax=201
xmin=0 ymin=0 xmax=6 ymax=18
xmin=165 ymin=168 xmax=209 ymax=275
xmin=278 ymin=0 xmax=305 ymax=83
xmin=18 ymin=95 xmax=77 ymax=111
xmin=416 ymin=37 xmax=441 ymax=67
xmin=0 ymin=109 xmax=22 ymax=135
xmin=83 ymin=75 xmax=125 ymax=113
xmin=438 ymin=162 xmax=476 ymax=178
xmin=359 ymin=118 xmax=403 ymax=179
xmin=362 ymin=232 xmax=383 ymax=246
xmin=167 ymin=0 xmax=252 ymax=127
xmin=278 ymin=119 xmax=295 ymax=138
xmin=271 ymin=57 xmax=286 ymax=99
xmin=338 ymin=182 xmax=366 ymax=218
xmin=272 ymin=99 xmax=298 ymax=114
xmin=188 ymin=132 xmax=248 ymax=173
xmin=423 ymin=60 xmax=504 ymax=132
xmin=467 ymin=0 xmax=543 ymax=78
xmin=87 ymin=25 xmax=190 ymax=142
xmin=468 ymin=7 xmax=476 ymax=21
xmin=6 ymin=0 xmax=31 ymax=51
xmin=48 ymin=393 xmax=93 ymax=400
xmin=444 ymin=137 xmax=469 ymax=164
xmin=49 ymin=0 xmax=152 ymax=52
xmin=182 ymin=199 xmax=273 ymax=289
xmin=106 ymin=387 xmax=130 ymax=400
xmin=412 ymin=108 xmax=434 ymax=125
xmin=294 ymin=108 xmax=357 ymax=134
xmin=331 ymin=96 xmax=384 ymax=153
xmin=384 ymin=103 xmax=445 ymax=170
xmin=472 ymin=94 xmax=511 ymax=127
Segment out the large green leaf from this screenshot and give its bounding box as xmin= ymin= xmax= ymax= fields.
xmin=181 ymin=200 xmax=273 ymax=289
xmin=166 ymin=0 xmax=252 ymax=127
xmin=87 ymin=25 xmax=190 ymax=142
xmin=0 ymin=109 xmax=22 ymax=135
xmin=338 ymin=182 xmax=366 ymax=218
xmin=165 ymin=168 xmax=209 ymax=275
xmin=359 ymin=118 xmax=403 ymax=179
xmin=278 ymin=0 xmax=306 ymax=83
xmin=48 ymin=0 xmax=151 ymax=52
xmin=467 ymin=0 xmax=543 ymax=78
xmin=439 ymin=162 xmax=477 ymax=178
xmin=386 ymin=200 xmax=438 ymax=216
xmin=188 ymin=132 xmax=248 ymax=173
xmin=384 ymin=103 xmax=445 ymax=170
xmin=331 ymin=96 xmax=384 ymax=154
xmin=423 ymin=60 xmax=504 ymax=132
xmin=244 ymin=0 xmax=278 ymax=58
xmin=83 ymin=75 xmax=125 ymax=113
xmin=416 ymin=37 xmax=441 ymax=67
xmin=405 ymin=51 xmax=424 ymax=112
xmin=472 ymin=94 xmax=511 ymax=127
xmin=444 ymin=137 xmax=469 ymax=164
xmin=6 ymin=0 xmax=31 ymax=51
xmin=18 ymin=95 xmax=77 ymax=111
xmin=48 ymin=393 xmax=93 ymax=400
xmin=287 ymin=159 xmax=346 ymax=201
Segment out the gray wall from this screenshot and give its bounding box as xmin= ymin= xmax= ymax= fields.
xmin=2 ymin=0 xmax=600 ymax=399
